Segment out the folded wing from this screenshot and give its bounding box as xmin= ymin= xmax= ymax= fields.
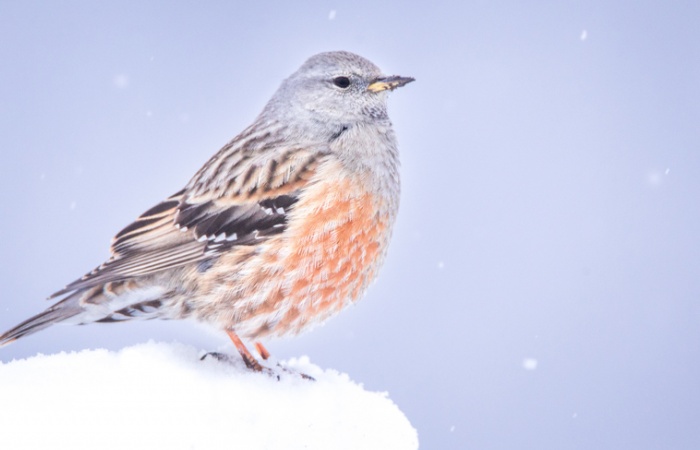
xmin=51 ymin=146 xmax=326 ymax=298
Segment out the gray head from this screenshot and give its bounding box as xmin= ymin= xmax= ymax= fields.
xmin=261 ymin=51 xmax=414 ymax=134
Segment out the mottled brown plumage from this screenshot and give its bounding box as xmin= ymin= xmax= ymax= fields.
xmin=0 ymin=51 xmax=413 ymax=371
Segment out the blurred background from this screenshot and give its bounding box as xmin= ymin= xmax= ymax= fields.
xmin=1 ymin=1 xmax=699 ymax=449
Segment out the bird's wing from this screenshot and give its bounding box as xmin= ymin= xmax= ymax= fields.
xmin=50 ymin=145 xmax=326 ymax=298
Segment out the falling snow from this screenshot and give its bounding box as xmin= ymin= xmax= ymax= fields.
xmin=113 ymin=74 xmax=129 ymax=89
xmin=522 ymin=358 xmax=538 ymax=370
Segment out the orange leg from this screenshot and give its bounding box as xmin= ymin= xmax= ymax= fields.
xmin=226 ymin=330 xmax=263 ymax=372
xmin=254 ymin=342 xmax=271 ymax=360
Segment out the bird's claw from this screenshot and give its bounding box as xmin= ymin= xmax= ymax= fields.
xmin=200 ymin=351 xmax=314 ymax=381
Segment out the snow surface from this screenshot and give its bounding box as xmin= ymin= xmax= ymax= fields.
xmin=0 ymin=342 xmax=418 ymax=450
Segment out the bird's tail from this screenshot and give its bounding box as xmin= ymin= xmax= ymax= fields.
xmin=0 ymin=298 xmax=82 ymax=347
xmin=0 ymin=284 xmax=171 ymax=347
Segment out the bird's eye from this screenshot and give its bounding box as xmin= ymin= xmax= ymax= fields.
xmin=332 ymin=76 xmax=351 ymax=89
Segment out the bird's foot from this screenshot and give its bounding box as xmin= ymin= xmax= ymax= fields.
xmin=200 ymin=351 xmax=314 ymax=381
xmin=200 ymin=351 xmax=235 ymax=363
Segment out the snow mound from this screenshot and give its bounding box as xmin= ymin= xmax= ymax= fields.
xmin=0 ymin=342 xmax=418 ymax=450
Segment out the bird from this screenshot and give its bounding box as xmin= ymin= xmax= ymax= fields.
xmin=0 ymin=51 xmax=414 ymax=373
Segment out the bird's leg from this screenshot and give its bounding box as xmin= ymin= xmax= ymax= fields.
xmin=254 ymin=342 xmax=271 ymax=360
xmin=226 ymin=329 xmax=264 ymax=372
xmin=202 ymin=330 xmax=314 ymax=381
xmin=255 ymin=341 xmax=314 ymax=381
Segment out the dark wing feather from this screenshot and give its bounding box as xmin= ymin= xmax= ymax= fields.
xmin=175 ymin=194 xmax=296 ymax=248
xmin=50 ymin=146 xmax=325 ymax=299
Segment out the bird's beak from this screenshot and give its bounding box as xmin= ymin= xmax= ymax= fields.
xmin=367 ymin=75 xmax=415 ymax=93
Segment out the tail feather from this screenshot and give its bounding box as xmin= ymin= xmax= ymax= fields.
xmin=0 ymin=300 xmax=82 ymax=347
xmin=1 ymin=284 xmax=171 ymax=347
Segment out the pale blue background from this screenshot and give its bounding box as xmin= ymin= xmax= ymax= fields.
xmin=2 ymin=2 xmax=699 ymax=449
